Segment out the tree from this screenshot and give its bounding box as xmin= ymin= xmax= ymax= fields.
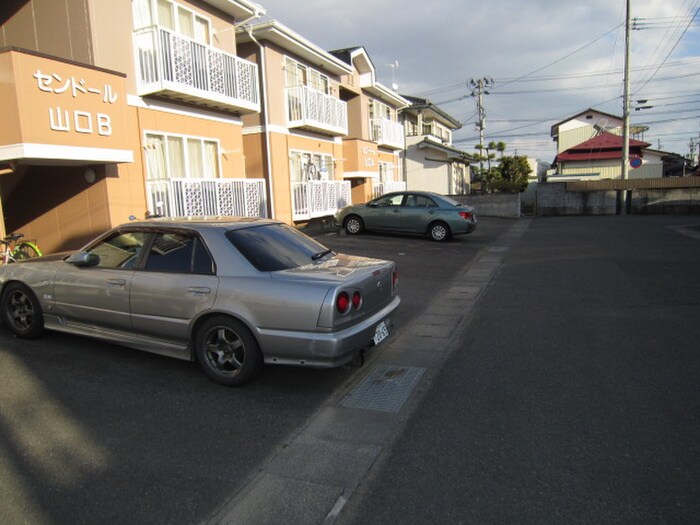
xmin=495 ymin=155 xmax=531 ymax=193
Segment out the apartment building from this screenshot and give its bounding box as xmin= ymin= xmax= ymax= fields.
xmin=235 ymin=20 xmax=351 ymax=224
xmin=0 ymin=0 xmax=266 ymax=252
xmin=328 ymin=47 xmax=408 ymax=204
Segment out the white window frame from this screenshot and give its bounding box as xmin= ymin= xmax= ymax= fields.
xmin=133 ymin=0 xmax=211 ymax=44
xmin=290 ymin=150 xmax=335 ymax=182
xmin=144 ymin=131 xmax=221 ymax=181
xmin=284 ymin=57 xmax=330 ymax=94
xmin=369 ymin=99 xmax=395 ymax=122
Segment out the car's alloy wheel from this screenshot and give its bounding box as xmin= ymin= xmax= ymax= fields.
xmin=429 ymin=222 xmax=450 ymax=242
xmin=2 ymin=283 xmax=44 ymax=338
xmin=345 ymin=216 xmax=363 ymax=235
xmin=195 ymin=316 xmax=262 ymax=386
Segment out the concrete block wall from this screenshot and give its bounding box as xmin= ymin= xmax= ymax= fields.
xmin=536 ymin=183 xmax=617 ymax=216
xmin=631 ymin=188 xmax=700 ymax=214
xmin=452 ymin=193 xmax=521 ymax=218
xmin=535 ymin=183 xmax=700 ymax=216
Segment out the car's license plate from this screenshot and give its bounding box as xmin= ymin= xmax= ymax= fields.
xmin=373 ymin=320 xmax=389 ymax=345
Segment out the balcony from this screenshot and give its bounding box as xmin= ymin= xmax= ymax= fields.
xmin=145 ymin=178 xmax=267 ymax=218
xmin=372 ymin=180 xmax=407 ymax=199
xmin=371 ymin=118 xmax=405 ymax=150
xmin=134 ymin=26 xmax=260 ymax=114
xmin=286 ymin=86 xmax=348 ymax=136
xmin=292 ymin=180 xmax=351 ymax=221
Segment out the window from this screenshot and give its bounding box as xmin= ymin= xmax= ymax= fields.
xmin=87 ymin=231 xmax=150 ymax=269
xmin=136 ymin=0 xmax=211 ymax=44
xmin=373 ymin=194 xmax=404 ymax=207
xmin=284 ymin=57 xmax=329 ymax=94
xmin=290 ymin=151 xmax=334 ymax=182
xmin=227 ymin=224 xmax=329 ymax=272
xmin=369 ymin=100 xmax=394 ymax=121
xmin=379 ymin=161 xmax=395 ymax=183
xmin=145 ymin=132 xmax=220 ymax=181
xmin=144 ymin=232 xmax=214 ymax=274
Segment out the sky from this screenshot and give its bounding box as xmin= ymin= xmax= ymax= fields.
xmin=254 ymin=0 xmax=700 ymax=163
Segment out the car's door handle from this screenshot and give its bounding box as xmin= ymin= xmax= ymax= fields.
xmin=187 ymin=287 xmax=211 ymax=295
xmin=107 ymin=279 xmax=126 ymax=287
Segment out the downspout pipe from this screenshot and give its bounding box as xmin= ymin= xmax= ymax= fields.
xmin=244 ymin=26 xmax=276 ymax=219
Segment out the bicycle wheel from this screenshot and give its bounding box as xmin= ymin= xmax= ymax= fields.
xmin=14 ymin=242 xmax=41 ymax=260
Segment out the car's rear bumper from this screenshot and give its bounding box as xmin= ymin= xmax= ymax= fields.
xmin=256 ymin=295 xmax=400 ymax=367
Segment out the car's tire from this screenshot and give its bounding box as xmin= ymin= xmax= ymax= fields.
xmin=194 ymin=316 xmax=262 ymax=386
xmin=2 ymin=282 xmax=45 ymax=338
xmin=428 ymin=221 xmax=450 ymax=242
xmin=344 ymin=215 xmax=364 ymax=235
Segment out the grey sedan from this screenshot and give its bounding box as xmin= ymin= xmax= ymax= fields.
xmin=0 ymin=218 xmax=400 ymax=386
xmin=336 ymin=191 xmax=477 ymax=241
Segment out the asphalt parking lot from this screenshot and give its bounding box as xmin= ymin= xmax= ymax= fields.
xmin=0 ymin=217 xmax=510 ymax=524
xmin=2 ymin=215 xmax=698 ymax=524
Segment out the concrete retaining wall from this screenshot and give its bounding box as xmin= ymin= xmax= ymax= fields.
xmin=536 ymin=183 xmax=700 ymax=216
xmin=536 ymin=183 xmax=617 ymax=216
xmin=452 ymin=193 xmax=521 ymax=218
xmin=631 ymin=188 xmax=700 ymax=214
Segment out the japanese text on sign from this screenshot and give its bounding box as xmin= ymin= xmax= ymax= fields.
xmin=33 ymin=69 xmax=119 ymax=137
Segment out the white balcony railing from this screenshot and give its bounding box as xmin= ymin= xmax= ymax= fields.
xmin=286 ymin=86 xmax=348 ymax=136
xmin=370 ymin=118 xmax=405 ymax=150
xmin=372 ymin=181 xmax=407 ymax=199
xmin=146 ymin=178 xmax=267 ymax=218
xmin=134 ymin=26 xmax=260 ymax=113
xmin=292 ymin=180 xmax=351 ymax=221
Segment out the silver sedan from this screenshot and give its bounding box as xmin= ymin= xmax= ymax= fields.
xmin=0 ymin=218 xmax=400 ymax=386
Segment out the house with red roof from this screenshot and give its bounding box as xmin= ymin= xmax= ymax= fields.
xmin=550 ymin=131 xmax=665 ymax=182
xmin=548 ymin=109 xmax=678 ymax=182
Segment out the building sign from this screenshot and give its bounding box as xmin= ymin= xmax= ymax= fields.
xmin=0 ymin=49 xmax=132 ymax=163
xmin=33 ymin=70 xmax=119 ymax=136
xmin=361 ymin=145 xmax=377 ymax=168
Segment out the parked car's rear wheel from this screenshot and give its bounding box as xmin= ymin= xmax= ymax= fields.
xmin=2 ymin=282 xmax=44 ymax=338
xmin=195 ymin=316 xmax=262 ymax=386
xmin=344 ymin=216 xmax=364 ymax=235
xmin=428 ymin=221 xmax=450 ymax=242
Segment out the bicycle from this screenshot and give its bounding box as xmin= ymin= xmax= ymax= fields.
xmin=1 ymin=233 xmax=43 ymax=265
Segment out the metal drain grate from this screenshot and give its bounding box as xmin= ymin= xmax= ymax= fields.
xmin=340 ymin=365 xmax=425 ymax=413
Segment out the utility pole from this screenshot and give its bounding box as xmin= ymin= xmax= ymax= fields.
xmin=621 ymin=0 xmax=631 ymax=213
xmin=469 ymin=77 xmax=494 ymax=175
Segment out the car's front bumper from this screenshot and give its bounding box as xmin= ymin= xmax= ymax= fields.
xmin=256 ymin=295 xmax=400 ymax=367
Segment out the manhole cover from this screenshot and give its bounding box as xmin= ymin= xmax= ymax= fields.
xmin=340 ymin=365 xmax=425 ymax=413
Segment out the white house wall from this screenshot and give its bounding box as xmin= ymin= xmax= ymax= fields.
xmin=405 ymin=148 xmax=450 ymax=194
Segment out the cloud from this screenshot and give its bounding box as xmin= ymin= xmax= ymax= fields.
xmin=256 ymin=0 xmax=700 ymax=161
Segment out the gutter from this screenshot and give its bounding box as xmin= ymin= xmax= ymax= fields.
xmin=244 ymin=26 xmax=276 ymax=219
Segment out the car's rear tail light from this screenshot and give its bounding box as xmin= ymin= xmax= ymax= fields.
xmin=392 ymin=268 xmax=399 ymax=290
xmin=459 ymin=211 xmax=472 ymax=220
xmin=337 ymin=290 xmax=362 ymax=314
xmin=336 ymin=292 xmax=350 ymax=314
xmin=352 ymin=291 xmax=362 ymax=309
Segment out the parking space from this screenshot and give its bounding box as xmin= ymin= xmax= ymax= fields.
xmin=0 ymin=218 xmax=513 ymax=524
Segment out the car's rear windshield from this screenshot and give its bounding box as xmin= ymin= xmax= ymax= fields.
xmin=226 ymin=223 xmax=330 ymax=271
xmin=441 ymin=195 xmax=463 ymax=206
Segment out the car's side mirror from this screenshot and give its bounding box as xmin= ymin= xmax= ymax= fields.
xmin=368 ymin=202 xmax=378 ymax=208
xmin=66 ymin=252 xmax=100 ymax=267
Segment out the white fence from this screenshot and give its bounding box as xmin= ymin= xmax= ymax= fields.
xmin=286 ymin=86 xmax=348 ymax=136
xmin=146 ymin=178 xmax=267 ymax=218
xmin=372 ymin=181 xmax=407 ymax=199
xmin=134 ymin=26 xmax=259 ymax=112
xmin=370 ymin=118 xmax=405 ymax=149
xmin=292 ymin=180 xmax=352 ymax=221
